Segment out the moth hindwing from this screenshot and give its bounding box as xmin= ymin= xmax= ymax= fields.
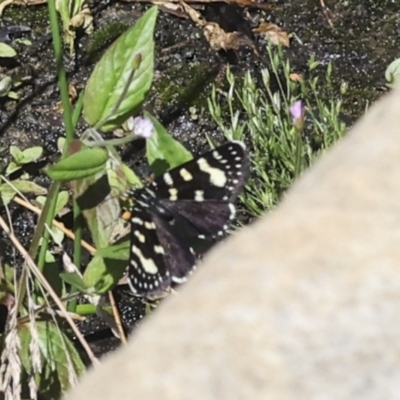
xmin=127 ymin=140 xmax=249 ymax=296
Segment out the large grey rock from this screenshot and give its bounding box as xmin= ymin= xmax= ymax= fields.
xmin=65 ymin=86 xmax=400 ymax=400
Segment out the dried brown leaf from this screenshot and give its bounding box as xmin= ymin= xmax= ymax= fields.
xmin=181 ymin=1 xmax=258 ymax=54
xmin=253 ymin=22 xmax=290 ymax=47
xmin=123 ymin=0 xmax=278 ymax=11
xmin=180 ymin=1 xmax=206 ymax=26
xmin=289 ymin=73 xmax=303 ymax=82
xmin=203 ymin=22 xmax=254 ymax=52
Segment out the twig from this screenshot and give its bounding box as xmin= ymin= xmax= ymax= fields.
xmin=320 ymin=0 xmax=334 ymax=28
xmin=0 ymin=214 xmax=99 ymax=366
xmin=108 ymin=291 xmax=127 ymax=344
xmin=13 ymin=196 xmax=96 ymax=254
xmin=122 ymin=0 xmax=277 ymax=10
xmin=13 ymin=196 xmax=128 ymax=344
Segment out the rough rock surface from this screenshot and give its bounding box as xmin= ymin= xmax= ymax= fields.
xmin=65 ymin=85 xmax=400 ymax=400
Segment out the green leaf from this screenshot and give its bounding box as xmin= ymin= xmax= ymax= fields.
xmin=7 ymin=90 xmax=19 ymax=100
xmin=44 ymin=253 xmax=63 ymax=297
xmin=46 ymin=147 xmax=109 ymax=181
xmin=10 ymin=145 xmax=24 ymax=164
xmin=0 ymin=180 xmax=47 ymax=205
xmin=55 ymin=190 xmax=69 ymax=215
xmin=83 ymin=254 xmax=127 ymax=294
xmin=0 ymin=76 xmax=12 ymax=96
xmin=60 ymin=272 xmax=88 ymax=293
xmin=12 ymin=180 xmax=47 ymax=194
xmin=0 ymin=43 xmax=17 ymax=57
xmin=72 ymin=165 xmax=122 ymax=249
xmin=83 ymin=6 xmax=157 ymax=131
xmin=121 ymin=163 xmax=142 ymax=187
xmin=145 ymin=112 xmax=193 ymax=175
xmin=385 ymin=58 xmax=400 ymax=85
xmin=18 ymin=324 xmax=33 ymax=373
xmin=18 ymin=320 xmax=85 ymax=394
xmin=5 ymin=160 xmax=20 ymax=175
xmin=36 ymin=190 xmax=69 ymax=216
xmin=57 ymin=137 xmax=66 ymax=153
xmin=95 ymin=240 xmax=130 ymax=260
xmin=21 ymin=146 xmax=43 ymax=163
xmin=37 ymin=321 xmax=85 ymax=391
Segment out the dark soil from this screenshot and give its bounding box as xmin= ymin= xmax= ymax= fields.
xmin=0 ymin=0 xmax=398 ymax=357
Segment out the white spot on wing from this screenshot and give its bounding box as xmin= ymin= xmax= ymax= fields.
xmin=213 ymin=151 xmax=223 ymax=160
xmin=194 ymin=190 xmax=204 ymax=201
xmin=132 ymin=246 xmax=158 ymax=274
xmin=131 ymin=217 xmax=143 ymax=225
xmin=172 ymin=275 xmax=187 ymax=284
xmin=163 ymin=172 xmax=173 ymax=186
xmin=154 ymin=245 xmax=164 ymax=254
xmin=169 ymin=188 xmax=178 ymax=200
xmin=179 ymin=168 xmax=193 ymax=181
xmin=197 ymin=157 xmax=227 ymax=187
xmin=144 ymin=221 xmax=156 ymax=229
xmin=229 ymin=203 xmax=236 ymax=219
xmin=134 ymin=230 xmax=146 ymax=243
xmin=145 ymin=188 xmax=156 ymax=197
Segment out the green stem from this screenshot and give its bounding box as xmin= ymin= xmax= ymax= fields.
xmin=294 ymin=129 xmax=303 ymax=179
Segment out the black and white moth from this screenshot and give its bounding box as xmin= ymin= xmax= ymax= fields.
xmin=127 ymin=141 xmax=249 ymax=296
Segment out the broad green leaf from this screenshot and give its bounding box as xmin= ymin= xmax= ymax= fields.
xmin=0 ymin=264 xmax=14 ymax=294
xmin=36 ymin=321 xmax=85 ymax=391
xmin=72 ymin=162 xmax=122 ymax=249
xmin=18 ymin=321 xmax=85 ymax=394
xmin=95 ymin=240 xmax=130 ymax=260
xmin=0 ymin=180 xmax=47 ymax=205
xmin=0 ymin=43 xmax=17 ymax=57
xmin=21 ymin=146 xmax=43 ymax=163
xmin=36 ymin=190 xmax=69 ymax=216
xmin=83 ymin=6 xmax=157 ymax=131
xmin=10 ymin=145 xmax=24 ymax=164
xmin=7 ymin=90 xmax=19 ymax=100
xmin=5 ymin=160 xmax=20 ymax=175
xmin=50 ymin=226 xmax=65 ymax=245
xmin=18 ymin=324 xmax=33 ymax=373
xmin=60 ymin=272 xmax=88 ymax=293
xmin=121 ymin=163 xmax=142 ymax=187
xmin=44 ymin=252 xmax=63 ymax=297
xmin=55 ymin=190 xmax=69 ymax=215
xmin=14 ymin=38 xmax=32 ymax=46
xmin=11 ymin=180 xmax=47 ymax=194
xmin=0 ymin=76 xmax=12 ymax=96
xmin=46 ymin=147 xmax=109 ymax=181
xmin=83 ymin=254 xmax=127 ymax=294
xmin=145 ymin=112 xmax=192 ymax=175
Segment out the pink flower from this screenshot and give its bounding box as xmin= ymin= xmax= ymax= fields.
xmin=290 ymin=100 xmax=305 ymax=130
xmin=132 ymin=117 xmax=154 ymax=139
